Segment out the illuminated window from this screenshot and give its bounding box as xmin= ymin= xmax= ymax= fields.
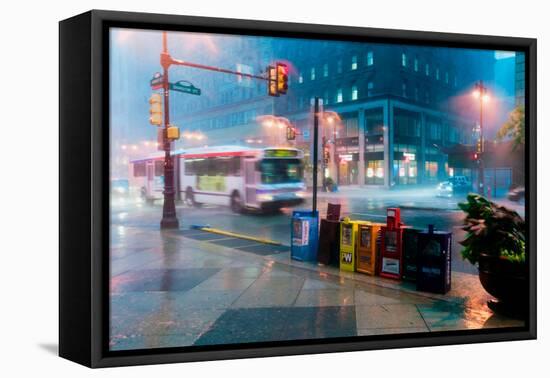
xmin=323 ymin=63 xmax=329 ymax=77
xmin=425 ymin=63 xmax=430 ymax=76
xmin=367 ymin=82 xmax=374 ymax=97
xmin=351 ymin=55 xmax=358 ymax=70
xmin=401 ymin=53 xmax=407 ymax=67
xmin=414 ymin=57 xmax=419 ymax=72
xmin=425 ymin=161 xmax=438 ymax=179
xmin=336 ymin=88 xmax=343 ymax=103
xmin=435 ymin=68 xmax=440 ymax=80
xmin=337 ymin=59 xmax=343 ymax=74
xmin=351 ymin=85 xmax=358 ymax=100
xmin=367 ymin=51 xmax=374 ymax=66
xmin=310 ymin=67 xmax=316 ymax=81
xmin=298 ymin=73 xmax=303 ymax=84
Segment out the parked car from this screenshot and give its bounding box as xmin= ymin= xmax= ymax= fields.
xmin=436 ymin=176 xmax=472 ymax=197
xmin=507 ymin=186 xmax=525 ymax=202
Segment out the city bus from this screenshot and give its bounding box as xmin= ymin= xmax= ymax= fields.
xmin=129 ymin=146 xmax=306 ymax=212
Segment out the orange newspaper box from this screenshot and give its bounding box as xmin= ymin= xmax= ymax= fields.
xmin=356 ymin=222 xmax=384 ymax=275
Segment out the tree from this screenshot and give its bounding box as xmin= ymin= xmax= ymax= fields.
xmin=496 ymin=105 xmax=525 ymax=150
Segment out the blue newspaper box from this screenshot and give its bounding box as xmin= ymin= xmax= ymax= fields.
xmin=291 ymin=210 xmax=319 ymax=262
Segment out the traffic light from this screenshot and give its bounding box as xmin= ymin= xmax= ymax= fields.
xmin=476 ymin=138 xmax=483 ymax=153
xmin=267 ymin=65 xmax=278 ymax=97
xmin=167 ymin=125 xmax=180 ymax=140
xmin=323 ymin=148 xmax=330 ymax=164
xmin=276 ymin=63 xmax=288 ymax=95
xmin=149 ymin=93 xmax=163 ymax=126
xmin=286 ymin=125 xmax=296 ymax=140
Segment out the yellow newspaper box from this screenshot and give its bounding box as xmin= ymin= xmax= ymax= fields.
xmin=339 ymin=218 xmax=370 ymax=272
xmin=356 ymin=222 xmax=384 ymax=275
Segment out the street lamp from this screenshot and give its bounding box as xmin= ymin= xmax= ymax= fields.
xmin=321 ymin=111 xmax=342 ymax=189
xmin=472 ymin=81 xmax=490 ymax=195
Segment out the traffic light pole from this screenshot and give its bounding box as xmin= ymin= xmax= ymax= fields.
xmin=154 ymin=32 xmax=287 ymax=229
xmin=160 ymin=32 xmax=179 ymax=229
xmin=312 ymin=97 xmax=320 ymax=214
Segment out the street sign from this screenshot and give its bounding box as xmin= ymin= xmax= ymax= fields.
xmin=169 ymin=81 xmax=201 ymax=95
xmin=150 ymin=72 xmax=163 ymax=90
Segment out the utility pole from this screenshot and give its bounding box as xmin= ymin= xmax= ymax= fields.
xmin=160 ymin=32 xmax=179 ymax=229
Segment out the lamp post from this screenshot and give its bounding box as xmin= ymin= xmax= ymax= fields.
xmin=472 ymin=81 xmax=489 ymax=195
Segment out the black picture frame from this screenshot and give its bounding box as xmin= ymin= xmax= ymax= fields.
xmin=59 ymin=9 xmax=537 ymax=368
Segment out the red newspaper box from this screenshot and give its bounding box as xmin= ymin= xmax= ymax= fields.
xmin=379 ymin=208 xmax=404 ymax=279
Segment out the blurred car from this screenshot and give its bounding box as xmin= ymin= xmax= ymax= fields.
xmin=111 ymin=178 xmax=129 ymax=196
xmin=436 ymin=176 xmax=472 ymax=197
xmin=507 ymin=186 xmax=525 ymax=202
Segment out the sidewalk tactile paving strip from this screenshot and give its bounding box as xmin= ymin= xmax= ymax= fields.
xmin=236 ymin=243 xmax=290 ymax=256
xmin=183 ymin=233 xmax=231 ymax=241
xmin=210 ymin=238 xmax=261 ymax=248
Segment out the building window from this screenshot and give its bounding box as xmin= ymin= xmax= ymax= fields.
xmin=298 ymin=73 xmax=303 ymax=84
xmin=445 ymin=72 xmax=449 ymax=84
xmin=401 ymin=53 xmax=407 ymax=67
xmin=324 ymin=90 xmax=330 ymax=105
xmin=337 ymin=59 xmax=343 ymax=74
xmin=366 ymin=160 xmax=384 ymax=185
xmin=367 ymin=51 xmax=374 ymax=66
xmin=414 ymin=57 xmax=419 ymax=72
xmin=336 ymin=88 xmax=343 ymax=103
xmin=351 ymin=55 xmax=358 ymax=70
xmin=435 ymin=68 xmax=440 ymax=80
xmin=402 ymin=82 xmax=407 ymax=98
xmin=414 ymin=87 xmax=419 ymax=101
xmin=323 ymin=63 xmax=329 ymax=77
xmin=310 ymin=67 xmax=316 ymax=81
xmin=351 ymin=85 xmax=358 ymax=100
xmin=454 ymin=75 xmax=458 ymax=87
xmin=367 ymin=82 xmax=374 ymax=97
xmin=425 ymin=161 xmax=438 ymax=180
xmin=425 ymin=63 xmax=430 ymax=76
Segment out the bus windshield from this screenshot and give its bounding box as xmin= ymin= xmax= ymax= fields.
xmin=260 ymin=158 xmax=303 ymax=184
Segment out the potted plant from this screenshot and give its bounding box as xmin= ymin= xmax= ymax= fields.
xmin=459 ymin=194 xmax=527 ymax=317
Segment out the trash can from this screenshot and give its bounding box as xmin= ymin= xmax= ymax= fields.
xmin=317 ymin=203 xmax=341 ymax=266
xmin=317 ymin=219 xmax=340 ymax=266
xmin=356 ymin=222 xmax=384 ymax=275
xmin=290 ymin=210 xmax=319 ymax=262
xmin=339 ymin=218 xmax=370 ymax=272
xmin=417 ymin=225 xmax=452 ymax=294
xmin=402 ymin=227 xmax=421 ymax=281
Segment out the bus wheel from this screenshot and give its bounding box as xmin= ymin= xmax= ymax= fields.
xmin=185 ymin=187 xmax=197 ymax=207
xmin=230 ymin=191 xmax=243 ymax=213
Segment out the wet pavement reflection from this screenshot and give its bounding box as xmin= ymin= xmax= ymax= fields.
xmin=109 ymin=218 xmax=525 ymax=351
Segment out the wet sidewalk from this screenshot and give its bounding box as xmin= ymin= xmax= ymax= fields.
xmin=109 ymin=225 xmax=525 ymax=351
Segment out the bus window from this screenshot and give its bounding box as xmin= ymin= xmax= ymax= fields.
xmin=133 ymin=162 xmax=146 ymax=177
xmin=154 ymin=160 xmax=164 ymax=176
xmin=260 ymin=158 xmax=303 ymax=184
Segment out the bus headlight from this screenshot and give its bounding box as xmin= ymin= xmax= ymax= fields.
xmin=257 ymin=193 xmax=274 ymax=202
xmin=296 ymin=191 xmax=307 ymax=198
